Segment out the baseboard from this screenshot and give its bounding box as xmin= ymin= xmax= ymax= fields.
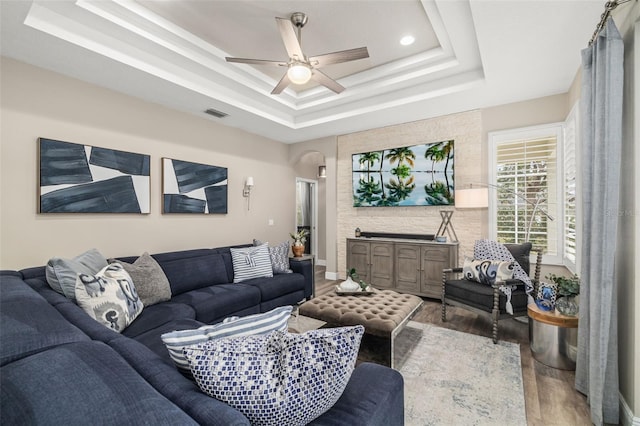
xmin=620 ymin=392 xmax=640 ymax=426
xmin=316 ymin=259 xmax=326 ymax=266
xmin=325 ymin=271 xmax=338 ymax=280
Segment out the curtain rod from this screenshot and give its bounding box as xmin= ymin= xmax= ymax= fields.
xmin=588 ymin=0 xmax=633 ymax=46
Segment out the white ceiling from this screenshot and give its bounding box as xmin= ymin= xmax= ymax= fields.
xmin=0 ymin=0 xmax=605 ymax=144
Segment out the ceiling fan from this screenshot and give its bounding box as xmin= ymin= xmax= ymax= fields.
xmin=225 ymin=12 xmax=369 ymax=95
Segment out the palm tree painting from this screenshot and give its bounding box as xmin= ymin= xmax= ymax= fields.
xmin=352 ymin=140 xmax=454 ymax=207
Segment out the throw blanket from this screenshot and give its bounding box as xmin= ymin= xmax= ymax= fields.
xmin=474 ymin=240 xmax=534 ymax=314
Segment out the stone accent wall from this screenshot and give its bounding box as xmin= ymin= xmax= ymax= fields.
xmin=337 ymin=110 xmax=484 ymax=278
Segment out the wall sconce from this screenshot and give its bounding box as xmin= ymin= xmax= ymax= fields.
xmin=243 ymin=176 xmax=254 ymax=210
xmin=318 ymin=165 xmax=327 ymax=178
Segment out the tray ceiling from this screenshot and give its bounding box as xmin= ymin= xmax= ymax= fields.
xmin=0 ymin=0 xmax=605 ymax=143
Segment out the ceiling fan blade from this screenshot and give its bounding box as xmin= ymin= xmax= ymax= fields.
xmin=309 ymin=47 xmax=369 ymax=67
xmin=276 ymin=17 xmax=304 ymax=61
xmin=311 ymin=69 xmax=345 ymax=94
xmin=271 ymin=73 xmax=291 ymax=95
xmin=226 ymin=57 xmax=286 ymax=66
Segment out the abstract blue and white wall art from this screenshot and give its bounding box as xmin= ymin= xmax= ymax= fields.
xmin=352 ymin=140 xmax=454 ymax=207
xmin=162 ymin=158 xmax=228 ymax=214
xmin=39 ymin=138 xmax=150 ymax=213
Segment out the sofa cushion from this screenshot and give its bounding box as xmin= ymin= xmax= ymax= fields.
xmin=231 ymin=244 xmax=273 ymax=283
xmin=110 ymin=252 xmax=171 ymax=306
xmin=0 ymin=341 xmax=197 ymax=425
xmin=0 ymin=273 xmax=89 ymax=366
xmin=309 ymin=362 xmax=405 ymax=426
xmin=122 ymin=302 xmax=196 ymax=338
xmin=74 ymin=264 xmax=144 ymax=333
xmin=161 ymin=306 xmax=292 ymax=373
xmin=45 ymin=248 xmax=108 ymax=300
xmin=185 ymin=326 xmax=364 ymax=426
xmin=128 ymin=318 xmax=205 ymax=365
xmin=246 ymin=273 xmax=306 ymax=301
xmin=158 ymin=253 xmax=230 ymax=295
xmin=171 ymin=283 xmax=261 ymax=324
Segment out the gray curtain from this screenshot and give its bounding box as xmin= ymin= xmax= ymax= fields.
xmin=576 ymin=19 xmax=623 ymax=426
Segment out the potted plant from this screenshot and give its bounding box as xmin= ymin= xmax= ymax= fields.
xmin=290 ymin=229 xmax=309 ymax=257
xmin=345 ymin=268 xmax=369 ymax=291
xmin=545 ymin=273 xmax=580 ymax=316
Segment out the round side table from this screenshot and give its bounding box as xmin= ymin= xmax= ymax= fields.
xmin=527 ymin=303 xmax=578 ymax=370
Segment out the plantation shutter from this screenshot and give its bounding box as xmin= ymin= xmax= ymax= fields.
xmin=495 ymin=137 xmax=558 ymax=255
xmin=563 ymin=110 xmax=577 ymax=268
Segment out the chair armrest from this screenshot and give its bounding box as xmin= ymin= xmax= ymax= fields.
xmin=443 ymin=267 xmax=463 ymax=275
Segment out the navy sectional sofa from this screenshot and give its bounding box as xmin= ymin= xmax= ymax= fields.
xmin=1 ymin=244 xmax=404 ymax=425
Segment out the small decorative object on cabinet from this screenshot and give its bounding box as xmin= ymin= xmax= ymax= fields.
xmin=546 ymin=273 xmax=580 ymax=316
xmin=290 ymin=229 xmax=309 ymax=257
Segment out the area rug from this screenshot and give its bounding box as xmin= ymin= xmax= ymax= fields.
xmin=397 ymin=322 xmax=527 ymax=426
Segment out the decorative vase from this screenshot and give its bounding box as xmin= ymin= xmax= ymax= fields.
xmin=556 ymin=296 xmax=579 ymax=316
xmin=292 ymin=244 xmax=304 ymax=257
xmin=535 ymin=282 xmax=557 ymax=312
xmin=338 ymin=276 xmax=360 ymax=292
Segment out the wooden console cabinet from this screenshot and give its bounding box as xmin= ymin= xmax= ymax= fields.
xmin=347 ymin=237 xmax=458 ymax=298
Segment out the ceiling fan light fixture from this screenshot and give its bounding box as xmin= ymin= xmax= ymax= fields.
xmin=287 ymin=63 xmax=312 ymax=85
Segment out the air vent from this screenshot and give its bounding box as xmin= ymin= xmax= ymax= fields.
xmin=204 ymin=108 xmax=228 ymax=118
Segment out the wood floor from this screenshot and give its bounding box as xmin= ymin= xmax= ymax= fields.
xmin=313 ymin=267 xmax=592 ymax=426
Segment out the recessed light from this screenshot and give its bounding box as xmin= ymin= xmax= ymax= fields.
xmin=400 ymin=35 xmax=415 ymax=46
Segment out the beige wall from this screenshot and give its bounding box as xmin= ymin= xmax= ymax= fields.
xmin=292 ymin=151 xmax=326 ymax=262
xmin=0 ymin=58 xmax=297 ymax=269
xmin=289 ymin=137 xmax=338 ymax=277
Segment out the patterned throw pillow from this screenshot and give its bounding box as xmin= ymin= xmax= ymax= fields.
xmin=46 ymin=248 xmax=108 ymax=300
xmin=230 ymin=244 xmax=273 ymax=283
xmin=463 ymin=258 xmax=514 ymax=285
xmin=110 ymin=252 xmax=171 ymax=306
xmin=254 ymin=239 xmax=293 ymax=274
xmin=74 ymin=263 xmax=143 ymax=332
xmin=184 ymin=326 xmax=364 ymax=426
xmin=161 ymin=305 xmax=292 ymax=374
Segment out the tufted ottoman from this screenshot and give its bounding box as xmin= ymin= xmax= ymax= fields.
xmin=299 ymin=289 xmax=422 ymax=368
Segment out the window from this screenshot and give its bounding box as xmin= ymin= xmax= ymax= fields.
xmin=489 ymin=124 xmax=564 ymax=264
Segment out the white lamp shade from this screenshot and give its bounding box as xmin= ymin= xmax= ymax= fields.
xmin=318 ymin=165 xmax=327 ymax=178
xmin=245 ymin=176 xmax=254 ymax=187
xmin=287 ymin=64 xmax=312 ymax=85
xmin=455 ymin=188 xmax=488 ymax=208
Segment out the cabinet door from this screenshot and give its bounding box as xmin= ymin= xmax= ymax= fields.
xmin=395 ymin=244 xmax=421 ymax=292
xmin=346 ymin=240 xmax=370 ymax=283
xmin=420 ymin=246 xmax=450 ymax=297
xmin=370 ymin=242 xmax=394 ymax=288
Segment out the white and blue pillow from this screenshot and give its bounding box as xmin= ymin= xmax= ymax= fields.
xmin=161 ymin=305 xmax=292 ymax=373
xmin=184 ymin=325 xmax=364 ymax=426
xmin=74 ymin=263 xmax=144 ymax=332
xmin=463 ymin=258 xmax=514 ymax=285
xmin=254 ymin=239 xmax=293 ymax=274
xmin=230 ymin=244 xmax=273 ymax=283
